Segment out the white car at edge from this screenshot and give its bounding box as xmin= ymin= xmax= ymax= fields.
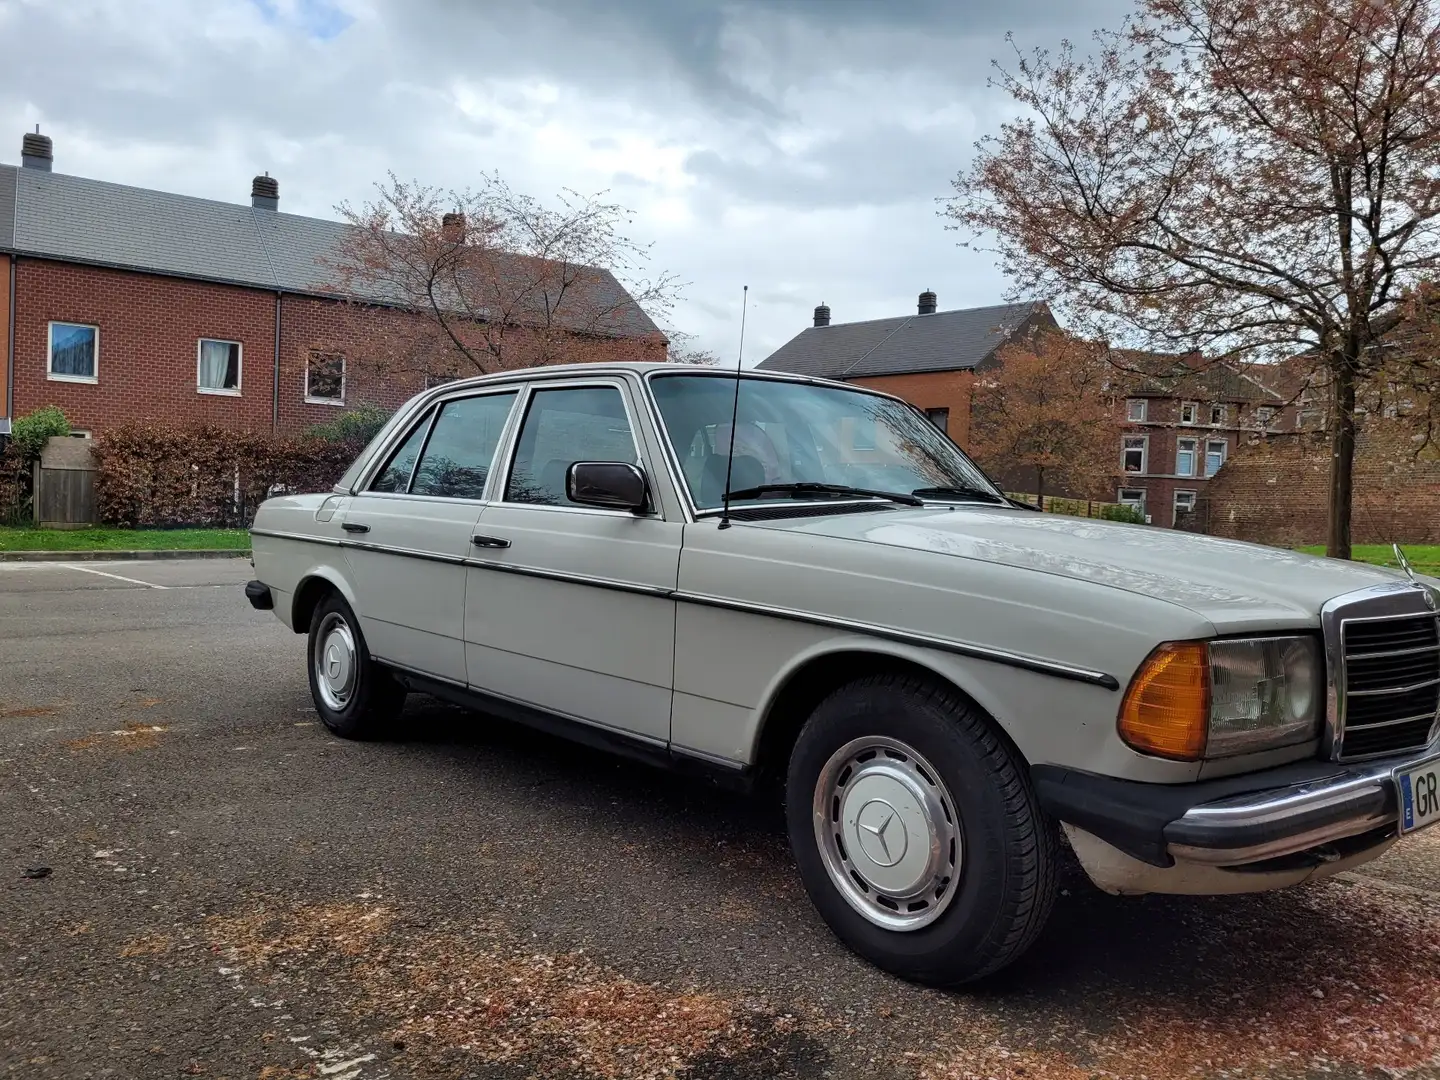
xmin=244 ymin=362 xmax=1440 ymax=984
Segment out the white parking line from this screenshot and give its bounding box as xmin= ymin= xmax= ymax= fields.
xmin=58 ymin=563 xmax=169 ymax=589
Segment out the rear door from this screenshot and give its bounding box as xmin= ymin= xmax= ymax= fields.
xmin=341 ymin=388 xmax=519 ymax=683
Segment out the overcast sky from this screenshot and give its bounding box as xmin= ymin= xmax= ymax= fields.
xmin=0 ymin=0 xmax=1133 ymax=364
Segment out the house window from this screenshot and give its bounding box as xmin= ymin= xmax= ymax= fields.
xmin=1204 ymin=439 xmax=1227 ymax=477
xmin=306 ymin=350 xmax=345 ymax=404
xmin=1176 ymin=437 xmax=1197 ymax=476
xmin=1118 ymin=488 xmax=1146 ymax=508
xmin=197 ymin=339 xmax=241 ymax=394
xmin=1255 ymin=406 xmax=1274 ymax=427
xmin=1122 ymin=435 xmax=1147 ymax=474
xmin=1209 ymin=403 xmax=1227 ymax=425
xmin=48 ymin=322 xmax=98 ymax=383
xmin=1127 ymin=398 xmax=1148 ymax=422
xmin=924 ymin=407 xmax=950 ymax=433
xmin=1180 ymin=401 xmax=1198 ymax=425
xmin=1173 ymin=489 xmax=1196 ymax=524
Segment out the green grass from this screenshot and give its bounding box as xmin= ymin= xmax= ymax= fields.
xmin=1297 ymin=544 xmax=1440 ymax=576
xmin=0 ymin=526 xmax=249 ymax=552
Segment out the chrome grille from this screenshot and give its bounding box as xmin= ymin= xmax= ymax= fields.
xmin=1338 ymin=612 xmax=1440 ymax=759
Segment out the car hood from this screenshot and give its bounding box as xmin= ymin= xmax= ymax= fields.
xmin=758 ymin=505 xmax=1420 ymax=630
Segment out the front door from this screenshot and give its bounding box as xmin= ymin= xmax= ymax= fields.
xmin=463 ymin=380 xmax=681 ymax=745
xmin=341 ymin=388 xmax=519 ymax=684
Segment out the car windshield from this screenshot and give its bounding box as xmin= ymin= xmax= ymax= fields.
xmin=648 ymin=373 xmax=1004 ymax=512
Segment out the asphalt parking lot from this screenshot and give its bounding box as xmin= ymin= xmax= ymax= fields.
xmin=2 ymin=559 xmax=1438 ymax=1080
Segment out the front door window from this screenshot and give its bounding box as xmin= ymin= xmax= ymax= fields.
xmin=505 ymin=386 xmax=640 ymax=507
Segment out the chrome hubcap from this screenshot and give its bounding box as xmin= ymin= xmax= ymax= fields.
xmin=313 ymin=613 xmax=357 ymax=711
xmin=812 ymin=736 xmax=961 ymax=931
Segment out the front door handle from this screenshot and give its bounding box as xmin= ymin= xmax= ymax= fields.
xmin=471 ymin=534 xmax=511 ymax=549
xmin=341 ymin=522 xmax=370 ymax=534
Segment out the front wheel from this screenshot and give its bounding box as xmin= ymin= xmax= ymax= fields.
xmin=307 ymin=592 xmax=406 ymax=739
xmin=785 ymin=673 xmax=1057 ymax=985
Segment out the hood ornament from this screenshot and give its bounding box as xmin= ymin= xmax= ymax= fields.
xmin=1395 ymin=543 xmax=1438 ymax=611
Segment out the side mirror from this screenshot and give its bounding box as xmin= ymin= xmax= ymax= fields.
xmin=567 ymin=461 xmax=649 ymax=513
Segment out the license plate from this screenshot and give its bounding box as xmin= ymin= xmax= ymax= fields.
xmin=1397 ymin=755 xmax=1440 ymax=834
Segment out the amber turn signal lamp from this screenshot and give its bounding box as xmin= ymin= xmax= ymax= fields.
xmin=1117 ymin=641 xmax=1210 ymax=761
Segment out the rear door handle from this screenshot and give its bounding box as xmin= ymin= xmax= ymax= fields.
xmin=341 ymin=522 xmax=370 ymax=534
xmin=471 ymin=534 xmax=511 ymax=549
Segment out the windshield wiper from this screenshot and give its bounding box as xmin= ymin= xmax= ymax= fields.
xmin=909 ymin=485 xmax=1008 ymax=505
xmin=725 ymin=482 xmax=925 ymax=507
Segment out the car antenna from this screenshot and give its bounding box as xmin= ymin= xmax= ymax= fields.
xmin=718 ymin=284 xmax=748 ymax=530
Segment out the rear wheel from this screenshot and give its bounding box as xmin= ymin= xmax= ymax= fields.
xmin=785 ymin=673 xmax=1057 ymax=985
xmin=307 ymin=592 xmax=406 ymax=738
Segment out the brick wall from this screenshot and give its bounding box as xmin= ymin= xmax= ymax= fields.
xmin=1188 ymin=426 xmax=1440 ymax=545
xmin=8 ymin=257 xmax=667 ymax=437
xmin=846 ymin=369 xmax=977 ymax=447
xmin=11 ymin=259 xmax=277 ymax=434
xmin=0 ymin=256 xmax=11 ymax=419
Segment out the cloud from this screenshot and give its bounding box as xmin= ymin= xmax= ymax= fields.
xmin=0 ymin=0 xmax=1133 ymax=364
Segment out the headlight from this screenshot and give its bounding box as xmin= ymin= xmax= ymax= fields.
xmin=1118 ymin=636 xmax=1323 ymax=761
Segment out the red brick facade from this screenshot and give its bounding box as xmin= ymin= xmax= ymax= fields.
xmin=1179 ymin=426 xmax=1440 ymax=545
xmin=847 ymin=369 xmax=977 ymax=446
xmin=1114 ymin=384 xmax=1299 ymax=526
xmin=5 ymin=257 xmax=666 ymax=437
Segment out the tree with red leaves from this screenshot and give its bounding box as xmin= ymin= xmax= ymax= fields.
xmin=968 ymin=330 xmax=1119 ymax=504
xmin=328 ymin=172 xmax=681 ymax=380
xmin=948 ymin=0 xmax=1440 ymax=558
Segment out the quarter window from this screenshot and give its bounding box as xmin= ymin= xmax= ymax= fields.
xmin=367 ymin=412 xmax=434 ymax=494
xmin=1205 ymin=439 xmax=1227 ymax=477
xmin=505 ymin=386 xmax=640 ymax=507
xmin=1122 ymin=435 xmax=1147 ymax=474
xmin=198 ymin=339 xmax=241 ymax=394
xmin=306 ymin=350 xmax=345 ymax=403
xmin=48 ymin=322 xmax=98 ymax=382
xmin=410 ymin=392 xmax=519 ymax=499
xmin=1176 ymin=437 xmax=1197 ymax=476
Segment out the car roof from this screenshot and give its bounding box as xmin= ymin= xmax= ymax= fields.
xmin=433 ymin=361 xmax=857 ymax=394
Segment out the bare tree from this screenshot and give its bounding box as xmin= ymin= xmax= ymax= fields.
xmin=947 ymin=0 xmax=1440 ymax=558
xmin=329 ymin=173 xmax=681 ymax=379
xmin=664 ymin=330 xmax=723 ymax=366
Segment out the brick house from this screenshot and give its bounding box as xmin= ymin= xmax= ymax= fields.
xmin=754 ymin=292 xmax=1056 ymax=447
xmin=0 ymin=132 xmax=665 ymax=438
xmin=1111 ymin=353 xmax=1294 ymax=526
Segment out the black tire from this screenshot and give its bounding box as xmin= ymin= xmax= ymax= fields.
xmin=306 ymin=591 xmax=406 ymax=739
xmin=784 ymin=673 xmax=1057 ymax=985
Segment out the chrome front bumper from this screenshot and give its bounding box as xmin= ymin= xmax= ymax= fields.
xmin=1035 ymin=737 xmax=1439 ymax=871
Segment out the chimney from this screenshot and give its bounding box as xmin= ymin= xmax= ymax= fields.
xmin=21 ymin=130 xmax=52 ymax=171
xmin=918 ymin=289 xmax=937 ymax=315
xmin=250 ymin=173 xmax=279 ymax=211
xmin=813 ymin=302 xmax=831 ymax=328
xmin=441 ymin=211 xmax=466 ymax=243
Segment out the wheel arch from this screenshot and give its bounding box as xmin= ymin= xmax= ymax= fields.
xmin=751 ymin=642 xmax=1030 ymax=788
xmin=290 ymin=569 xmax=359 ymax=635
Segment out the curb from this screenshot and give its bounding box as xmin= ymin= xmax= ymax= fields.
xmin=0 ymin=549 xmax=250 ymax=563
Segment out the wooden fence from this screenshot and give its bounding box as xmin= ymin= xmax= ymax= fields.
xmin=33 ymin=436 xmax=98 ymax=529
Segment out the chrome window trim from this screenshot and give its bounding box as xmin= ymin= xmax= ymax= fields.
xmin=1320 ymin=581 xmax=1440 ymax=761
xmin=352 ymin=384 xmax=523 ymax=496
xmin=496 ymin=377 xmax=660 ymax=518
xmin=639 ymin=368 xmax=1005 ymax=521
xmin=249 ymin=528 xmax=343 ymax=547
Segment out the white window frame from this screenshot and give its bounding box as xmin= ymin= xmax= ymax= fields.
xmin=1126 ymin=398 xmax=1148 ymax=422
xmin=305 ymin=350 xmax=346 ymax=406
xmin=1122 ymin=435 xmax=1148 ymax=474
xmin=47 ymin=321 xmax=99 ymax=384
xmin=1175 ymin=437 xmax=1197 ymax=477
xmin=1117 ymin=487 xmax=1146 ymax=508
xmin=1173 ymin=489 xmax=1196 ymax=524
xmin=196 ymin=338 xmax=243 ymax=396
xmin=1205 ymin=438 xmax=1227 ymax=477
xmin=1180 ymin=401 xmax=1198 ymax=425
xmin=1255 ymin=405 xmax=1274 ymax=427
xmin=1209 ymin=403 xmax=1228 ymax=426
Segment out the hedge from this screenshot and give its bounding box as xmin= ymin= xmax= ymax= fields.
xmin=92 ymin=423 xmax=368 ymax=528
